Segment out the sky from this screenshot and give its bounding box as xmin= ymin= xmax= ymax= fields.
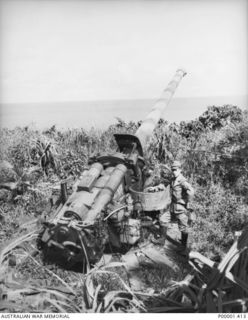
xmin=0 ymin=0 xmax=247 ymax=105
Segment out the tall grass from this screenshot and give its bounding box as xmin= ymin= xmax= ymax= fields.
xmin=0 ymin=105 xmax=247 ymax=312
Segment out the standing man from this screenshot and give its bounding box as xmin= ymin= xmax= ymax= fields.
xmin=170 ymin=160 xmax=194 ymax=250
xmin=153 ymin=160 xmax=194 ymax=250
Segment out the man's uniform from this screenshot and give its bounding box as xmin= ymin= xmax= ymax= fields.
xmin=170 ymin=173 xmax=194 ymax=233
xmin=159 ymin=161 xmax=194 ymax=248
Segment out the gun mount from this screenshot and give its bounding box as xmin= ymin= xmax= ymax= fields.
xmin=38 ymin=69 xmax=187 ymax=272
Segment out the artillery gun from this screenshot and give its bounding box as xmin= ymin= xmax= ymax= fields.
xmin=38 ymin=69 xmax=187 ymax=272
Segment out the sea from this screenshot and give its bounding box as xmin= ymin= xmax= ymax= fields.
xmin=0 ymin=95 xmax=247 ymax=131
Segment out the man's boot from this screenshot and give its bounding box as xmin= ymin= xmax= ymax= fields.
xmin=151 ymin=226 xmax=167 ymax=245
xmin=176 ymin=231 xmax=189 ymax=255
xmin=181 ymin=231 xmax=188 ymax=248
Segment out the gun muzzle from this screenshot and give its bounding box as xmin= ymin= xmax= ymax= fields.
xmin=135 ymin=68 xmax=187 ymax=148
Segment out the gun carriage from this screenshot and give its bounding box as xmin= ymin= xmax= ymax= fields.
xmin=38 ymin=69 xmax=187 ymax=272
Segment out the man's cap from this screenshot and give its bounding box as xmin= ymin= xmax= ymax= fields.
xmin=160 ymin=164 xmax=170 ymax=171
xmin=171 ymin=160 xmax=182 ymax=169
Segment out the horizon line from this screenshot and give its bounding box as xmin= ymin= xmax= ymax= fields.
xmin=0 ymin=94 xmax=247 ymax=105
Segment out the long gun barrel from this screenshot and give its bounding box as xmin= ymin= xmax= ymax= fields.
xmin=135 ymin=68 xmax=187 ymax=148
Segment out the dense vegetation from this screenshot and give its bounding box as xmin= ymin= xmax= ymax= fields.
xmin=0 ymin=104 xmax=247 ymax=312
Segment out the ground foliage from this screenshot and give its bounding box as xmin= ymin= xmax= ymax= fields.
xmin=0 ymin=104 xmax=248 ymax=312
